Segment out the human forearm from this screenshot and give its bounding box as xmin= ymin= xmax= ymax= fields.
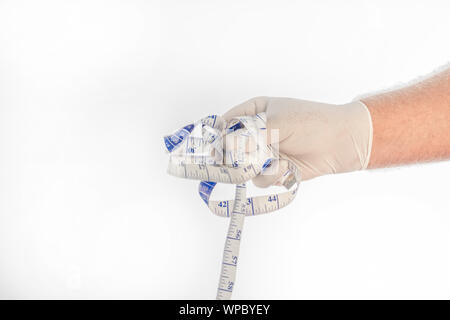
xmin=222 ymin=67 xmax=450 ymax=185
xmin=362 ymin=68 xmax=450 ymax=168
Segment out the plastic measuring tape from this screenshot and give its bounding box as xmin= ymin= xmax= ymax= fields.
xmin=164 ymin=113 xmax=301 ymax=299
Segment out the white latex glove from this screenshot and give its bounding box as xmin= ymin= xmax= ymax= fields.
xmin=222 ymin=97 xmax=373 ymax=186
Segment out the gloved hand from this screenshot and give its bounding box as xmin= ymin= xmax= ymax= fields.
xmin=222 ymin=97 xmax=373 ymax=186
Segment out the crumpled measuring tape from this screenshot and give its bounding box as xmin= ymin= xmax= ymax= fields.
xmin=163 ymin=113 xmax=301 ymax=299
xmin=164 ymin=114 xmax=300 ymax=216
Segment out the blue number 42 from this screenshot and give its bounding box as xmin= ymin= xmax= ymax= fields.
xmin=218 ymin=201 xmax=227 ymax=207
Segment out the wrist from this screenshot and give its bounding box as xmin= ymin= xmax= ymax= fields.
xmin=340 ymin=100 xmax=373 ymax=171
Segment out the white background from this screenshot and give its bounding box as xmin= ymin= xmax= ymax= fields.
xmin=1 ymin=0 xmax=450 ymax=299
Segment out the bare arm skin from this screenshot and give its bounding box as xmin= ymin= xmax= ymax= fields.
xmin=362 ymin=68 xmax=450 ymax=168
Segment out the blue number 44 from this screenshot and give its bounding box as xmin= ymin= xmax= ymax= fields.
xmin=268 ymin=195 xmax=277 ymax=202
